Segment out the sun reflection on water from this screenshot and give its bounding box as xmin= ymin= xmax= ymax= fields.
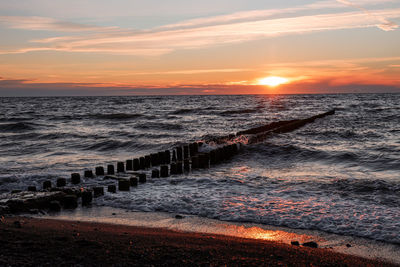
xmin=218 ymin=224 xmax=313 ymax=243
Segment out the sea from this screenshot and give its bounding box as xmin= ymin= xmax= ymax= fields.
xmin=0 ymin=93 xmax=399 ymax=244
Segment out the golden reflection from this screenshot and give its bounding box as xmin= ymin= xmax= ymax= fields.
xmin=219 ymin=224 xmax=313 ymax=243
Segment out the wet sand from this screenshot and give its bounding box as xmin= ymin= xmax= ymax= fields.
xmin=1 ymin=216 xmax=396 ymax=266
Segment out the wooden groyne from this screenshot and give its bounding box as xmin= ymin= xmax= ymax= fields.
xmin=0 ymin=110 xmax=335 ymax=215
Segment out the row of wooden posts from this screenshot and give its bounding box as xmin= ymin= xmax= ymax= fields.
xmin=72 ymin=141 xmax=240 ymax=192
xmin=24 ymin=141 xmax=241 ymax=208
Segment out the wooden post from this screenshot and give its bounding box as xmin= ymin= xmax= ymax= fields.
xmin=108 ymin=185 xmax=116 ymax=193
xmin=118 ymin=179 xmax=130 ymax=191
xmin=43 ymin=180 xmax=52 ymax=190
xmin=177 ymin=147 xmax=183 ymax=161
xmin=82 ymin=191 xmax=93 ymax=206
xmin=117 ymin=162 xmax=125 ymax=173
xmin=165 ymin=150 xmax=171 ymax=164
xmin=152 ymin=169 xmax=160 ymax=178
xmin=184 ymin=146 xmax=189 ymax=159
xmin=145 ymin=155 xmax=151 ymax=168
xmin=93 ymin=187 xmax=104 ymax=197
xmin=189 ymin=143 xmax=195 ymax=157
xmin=170 ymin=163 xmax=177 ymax=175
xmin=139 ymin=157 xmax=146 ymax=169
xmin=27 ymin=186 xmax=36 ymax=192
xmin=158 ymin=151 xmax=165 ymax=164
xmin=63 ymin=195 xmax=78 ymax=209
xmin=95 ymin=166 xmax=105 ymax=176
xmin=133 ymin=158 xmax=140 ymax=171
xmin=191 ymin=156 xmax=199 ymax=169
xmin=184 ymin=159 xmax=190 ymax=172
xmin=126 ymin=160 xmax=133 ymax=171
xmin=107 ymin=165 xmax=115 ymax=175
xmin=84 ymin=170 xmax=94 ymax=178
xmin=56 ymin=178 xmax=67 ymax=187
xmin=71 ymin=173 xmax=81 ymax=184
xmin=210 ymin=150 xmax=216 ymax=165
xmin=151 ymin=153 xmax=159 ymax=166
xmin=176 ymin=162 xmax=183 ymax=174
xmin=160 ymin=165 xmax=169 ymax=177
xmin=138 ymin=173 xmax=146 ymax=183
xmin=130 ymin=177 xmax=138 ymax=187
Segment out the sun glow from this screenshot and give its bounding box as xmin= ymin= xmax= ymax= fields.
xmin=258 ymin=76 xmax=289 ymax=87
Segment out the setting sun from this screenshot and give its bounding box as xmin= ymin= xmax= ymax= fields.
xmin=258 ymin=76 xmax=289 ymax=87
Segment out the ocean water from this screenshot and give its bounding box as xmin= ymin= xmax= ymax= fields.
xmin=0 ymin=94 xmax=399 ymax=243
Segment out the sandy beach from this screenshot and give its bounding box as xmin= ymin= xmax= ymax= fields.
xmin=1 ymin=216 xmax=397 ymax=266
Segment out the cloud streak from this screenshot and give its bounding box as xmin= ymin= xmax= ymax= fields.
xmin=336 ymin=0 xmax=398 ymax=31
xmin=0 ymin=16 xmax=118 ymax=32
xmin=0 ymin=1 xmax=399 ymax=56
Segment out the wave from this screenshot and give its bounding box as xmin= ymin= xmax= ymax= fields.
xmin=84 ymin=140 xmax=139 ymax=152
xmin=170 ymin=108 xmax=197 ymax=115
xmin=220 ymin=108 xmax=259 ymax=115
xmin=250 ymin=142 xmax=400 ymax=171
xmin=136 ymin=122 xmax=184 ymax=130
xmin=90 ymin=113 xmax=143 ymax=120
xmin=0 ymin=122 xmax=36 ymax=132
xmin=0 ymin=117 xmax=33 ymax=122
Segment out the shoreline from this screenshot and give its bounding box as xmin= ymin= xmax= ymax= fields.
xmin=1 ymin=215 xmax=398 ymax=267
xmin=30 ymin=206 xmax=400 ymax=265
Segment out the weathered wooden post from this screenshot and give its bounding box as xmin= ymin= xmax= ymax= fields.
xmin=152 ymin=169 xmax=160 ymax=178
xmin=184 ymin=159 xmax=190 ymax=172
xmin=107 ymin=165 xmax=115 ymax=175
xmin=160 ymin=165 xmax=169 ymax=177
xmin=158 ymin=151 xmax=165 ymax=164
xmin=28 ymin=186 xmax=36 ymax=192
xmin=43 ymin=180 xmax=52 ymax=190
xmin=210 ymin=150 xmax=217 ymax=165
xmin=93 ymin=187 xmax=104 ymax=197
xmin=117 ymin=162 xmax=125 ymax=173
xmin=184 ymin=146 xmax=189 ymax=159
xmin=84 ymin=170 xmax=94 ymax=178
xmin=177 ymin=147 xmax=183 ymax=161
xmin=170 ymin=163 xmax=177 ymax=175
xmin=189 ymin=143 xmax=195 ymax=157
xmin=176 ymin=162 xmax=183 ymax=174
xmin=130 ymin=177 xmax=138 ymax=187
xmin=191 ymin=156 xmax=199 ymax=169
xmin=151 ymin=153 xmax=159 ymax=166
xmin=118 ymin=179 xmax=130 ymax=191
xmin=201 ymin=153 xmax=210 ymax=168
xmin=133 ymin=158 xmax=140 ymax=171
xmin=82 ymin=191 xmax=93 ymax=206
xmin=145 ymin=155 xmax=151 ymax=168
xmin=138 ymin=173 xmax=146 ymax=183
xmin=95 ymin=166 xmax=105 ymax=176
xmin=139 ymin=157 xmax=146 ymax=169
xmin=71 ymin=173 xmax=81 ymax=184
xmin=165 ymin=150 xmax=171 ymax=164
xmin=57 ymin=178 xmax=67 ymax=187
xmin=126 ymin=160 xmax=133 ymax=171
xmin=63 ymin=195 xmax=78 ymax=209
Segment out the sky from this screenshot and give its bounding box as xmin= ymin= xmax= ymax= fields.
xmin=0 ymin=0 xmax=399 ymax=96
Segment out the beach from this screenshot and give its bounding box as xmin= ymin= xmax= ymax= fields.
xmin=1 ymin=215 xmax=397 ymax=266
